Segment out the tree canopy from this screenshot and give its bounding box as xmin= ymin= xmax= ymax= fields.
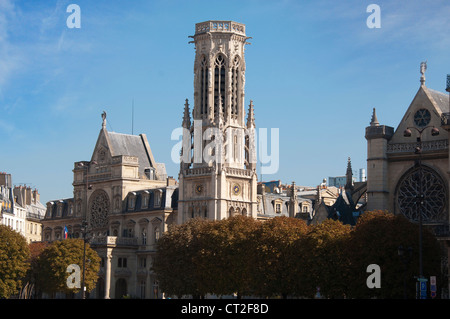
xmin=0 ymin=225 xmax=30 ymax=298
xmin=36 ymin=238 xmax=101 ymax=295
xmin=347 ymin=210 xmax=441 ymax=298
xmin=153 ymin=212 xmax=443 ymax=299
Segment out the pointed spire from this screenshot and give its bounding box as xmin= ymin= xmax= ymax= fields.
xmin=345 ymin=157 xmax=353 ymax=190
xmin=247 ymin=100 xmax=255 ymax=128
xmin=182 ymin=99 xmax=191 ymax=129
xmin=370 ymin=107 xmax=379 ymax=126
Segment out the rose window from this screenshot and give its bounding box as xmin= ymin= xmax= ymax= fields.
xmin=90 ymin=190 xmax=110 ymax=229
xmin=413 ymin=109 xmax=431 ymax=128
xmin=396 ymin=166 xmax=447 ymax=223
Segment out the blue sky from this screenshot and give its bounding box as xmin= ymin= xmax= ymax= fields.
xmin=1 ymin=0 xmax=450 ymax=203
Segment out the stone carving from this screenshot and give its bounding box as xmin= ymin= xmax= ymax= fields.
xmin=90 ymin=190 xmax=110 ymax=229
xmin=387 ymin=140 xmax=448 ymax=153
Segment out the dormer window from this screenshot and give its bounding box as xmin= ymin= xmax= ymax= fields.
xmin=128 ymin=193 xmax=136 ymax=211
xmin=273 ymin=198 xmax=283 ymax=214
xmin=56 ymin=201 xmax=63 ymax=217
xmin=141 ymin=192 xmax=149 ymax=208
xmin=154 ymin=190 xmax=162 ymax=208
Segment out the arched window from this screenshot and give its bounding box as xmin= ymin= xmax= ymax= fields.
xmin=231 ymin=55 xmax=240 ymax=117
xmin=214 ymin=54 xmax=226 ymax=116
xmin=200 ymin=55 xmax=208 ymax=116
xmin=154 ymin=226 xmax=160 ymax=242
xmin=142 ymin=229 xmax=147 ymax=245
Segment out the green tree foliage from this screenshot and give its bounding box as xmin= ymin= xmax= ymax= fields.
xmin=347 ymin=210 xmax=441 ymax=298
xmin=0 ymin=225 xmax=30 ymax=298
xmin=36 ymin=239 xmax=100 ymax=295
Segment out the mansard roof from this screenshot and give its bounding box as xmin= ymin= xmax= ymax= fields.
xmin=124 ymin=187 xmax=178 ymax=213
xmin=45 ymin=198 xmax=74 ymax=219
xmin=45 ymin=186 xmax=179 ymax=220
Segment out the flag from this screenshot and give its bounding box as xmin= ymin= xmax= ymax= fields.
xmin=64 ymin=226 xmax=68 ymax=239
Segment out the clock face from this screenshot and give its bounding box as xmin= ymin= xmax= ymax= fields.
xmin=232 ymin=184 xmax=241 ymax=195
xmin=195 ymin=184 xmax=203 ymax=194
xmin=414 ymin=109 xmax=431 ymax=128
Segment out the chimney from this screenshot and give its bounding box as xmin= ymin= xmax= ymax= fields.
xmin=166 ymin=176 xmax=177 ymax=186
xmin=0 ymin=172 xmax=12 ymax=188
xmin=26 ymin=186 xmax=32 ymax=205
xmin=33 ymin=189 xmax=40 ymax=204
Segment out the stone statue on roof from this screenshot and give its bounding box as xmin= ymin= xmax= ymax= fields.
xmin=101 ymin=111 xmax=107 ymax=128
xmin=420 ymin=60 xmax=427 ymax=75
xmin=420 ymin=61 xmax=427 ymax=85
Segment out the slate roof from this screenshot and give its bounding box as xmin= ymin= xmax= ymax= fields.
xmin=427 ymin=88 xmax=449 ymax=113
xmin=45 ymin=198 xmax=74 ymax=219
xmin=327 ymin=190 xmax=357 ymax=225
xmin=124 ymin=187 xmax=178 ymax=213
xmin=107 ymin=132 xmax=153 ymax=175
xmin=257 ymin=193 xmax=312 ymax=217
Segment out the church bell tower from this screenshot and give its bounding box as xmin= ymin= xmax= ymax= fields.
xmin=178 ymin=21 xmax=258 ymax=223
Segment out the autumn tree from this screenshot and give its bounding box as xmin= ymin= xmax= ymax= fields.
xmin=347 ymin=210 xmax=441 ymax=298
xmin=36 ymin=238 xmax=100 ymax=296
xmin=0 ymin=225 xmax=30 ymax=298
xmin=25 ymin=241 xmax=49 ymax=298
xmin=252 ymin=216 xmax=309 ymax=298
xmin=193 ymin=215 xmax=260 ymax=297
xmin=152 ymin=218 xmax=210 ymax=298
xmin=296 ymin=219 xmax=352 ymax=298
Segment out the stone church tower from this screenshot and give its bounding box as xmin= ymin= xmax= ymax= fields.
xmin=178 ymin=21 xmax=258 ymax=223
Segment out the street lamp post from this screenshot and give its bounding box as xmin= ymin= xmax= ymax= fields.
xmin=81 ymin=220 xmax=88 ymax=299
xmin=398 ymin=245 xmax=413 ymax=299
xmin=403 ymin=125 xmax=439 ymax=298
xmin=77 ymin=160 xmax=97 ymax=299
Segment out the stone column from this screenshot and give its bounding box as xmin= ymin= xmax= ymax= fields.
xmin=104 ymin=253 xmax=112 ymax=299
